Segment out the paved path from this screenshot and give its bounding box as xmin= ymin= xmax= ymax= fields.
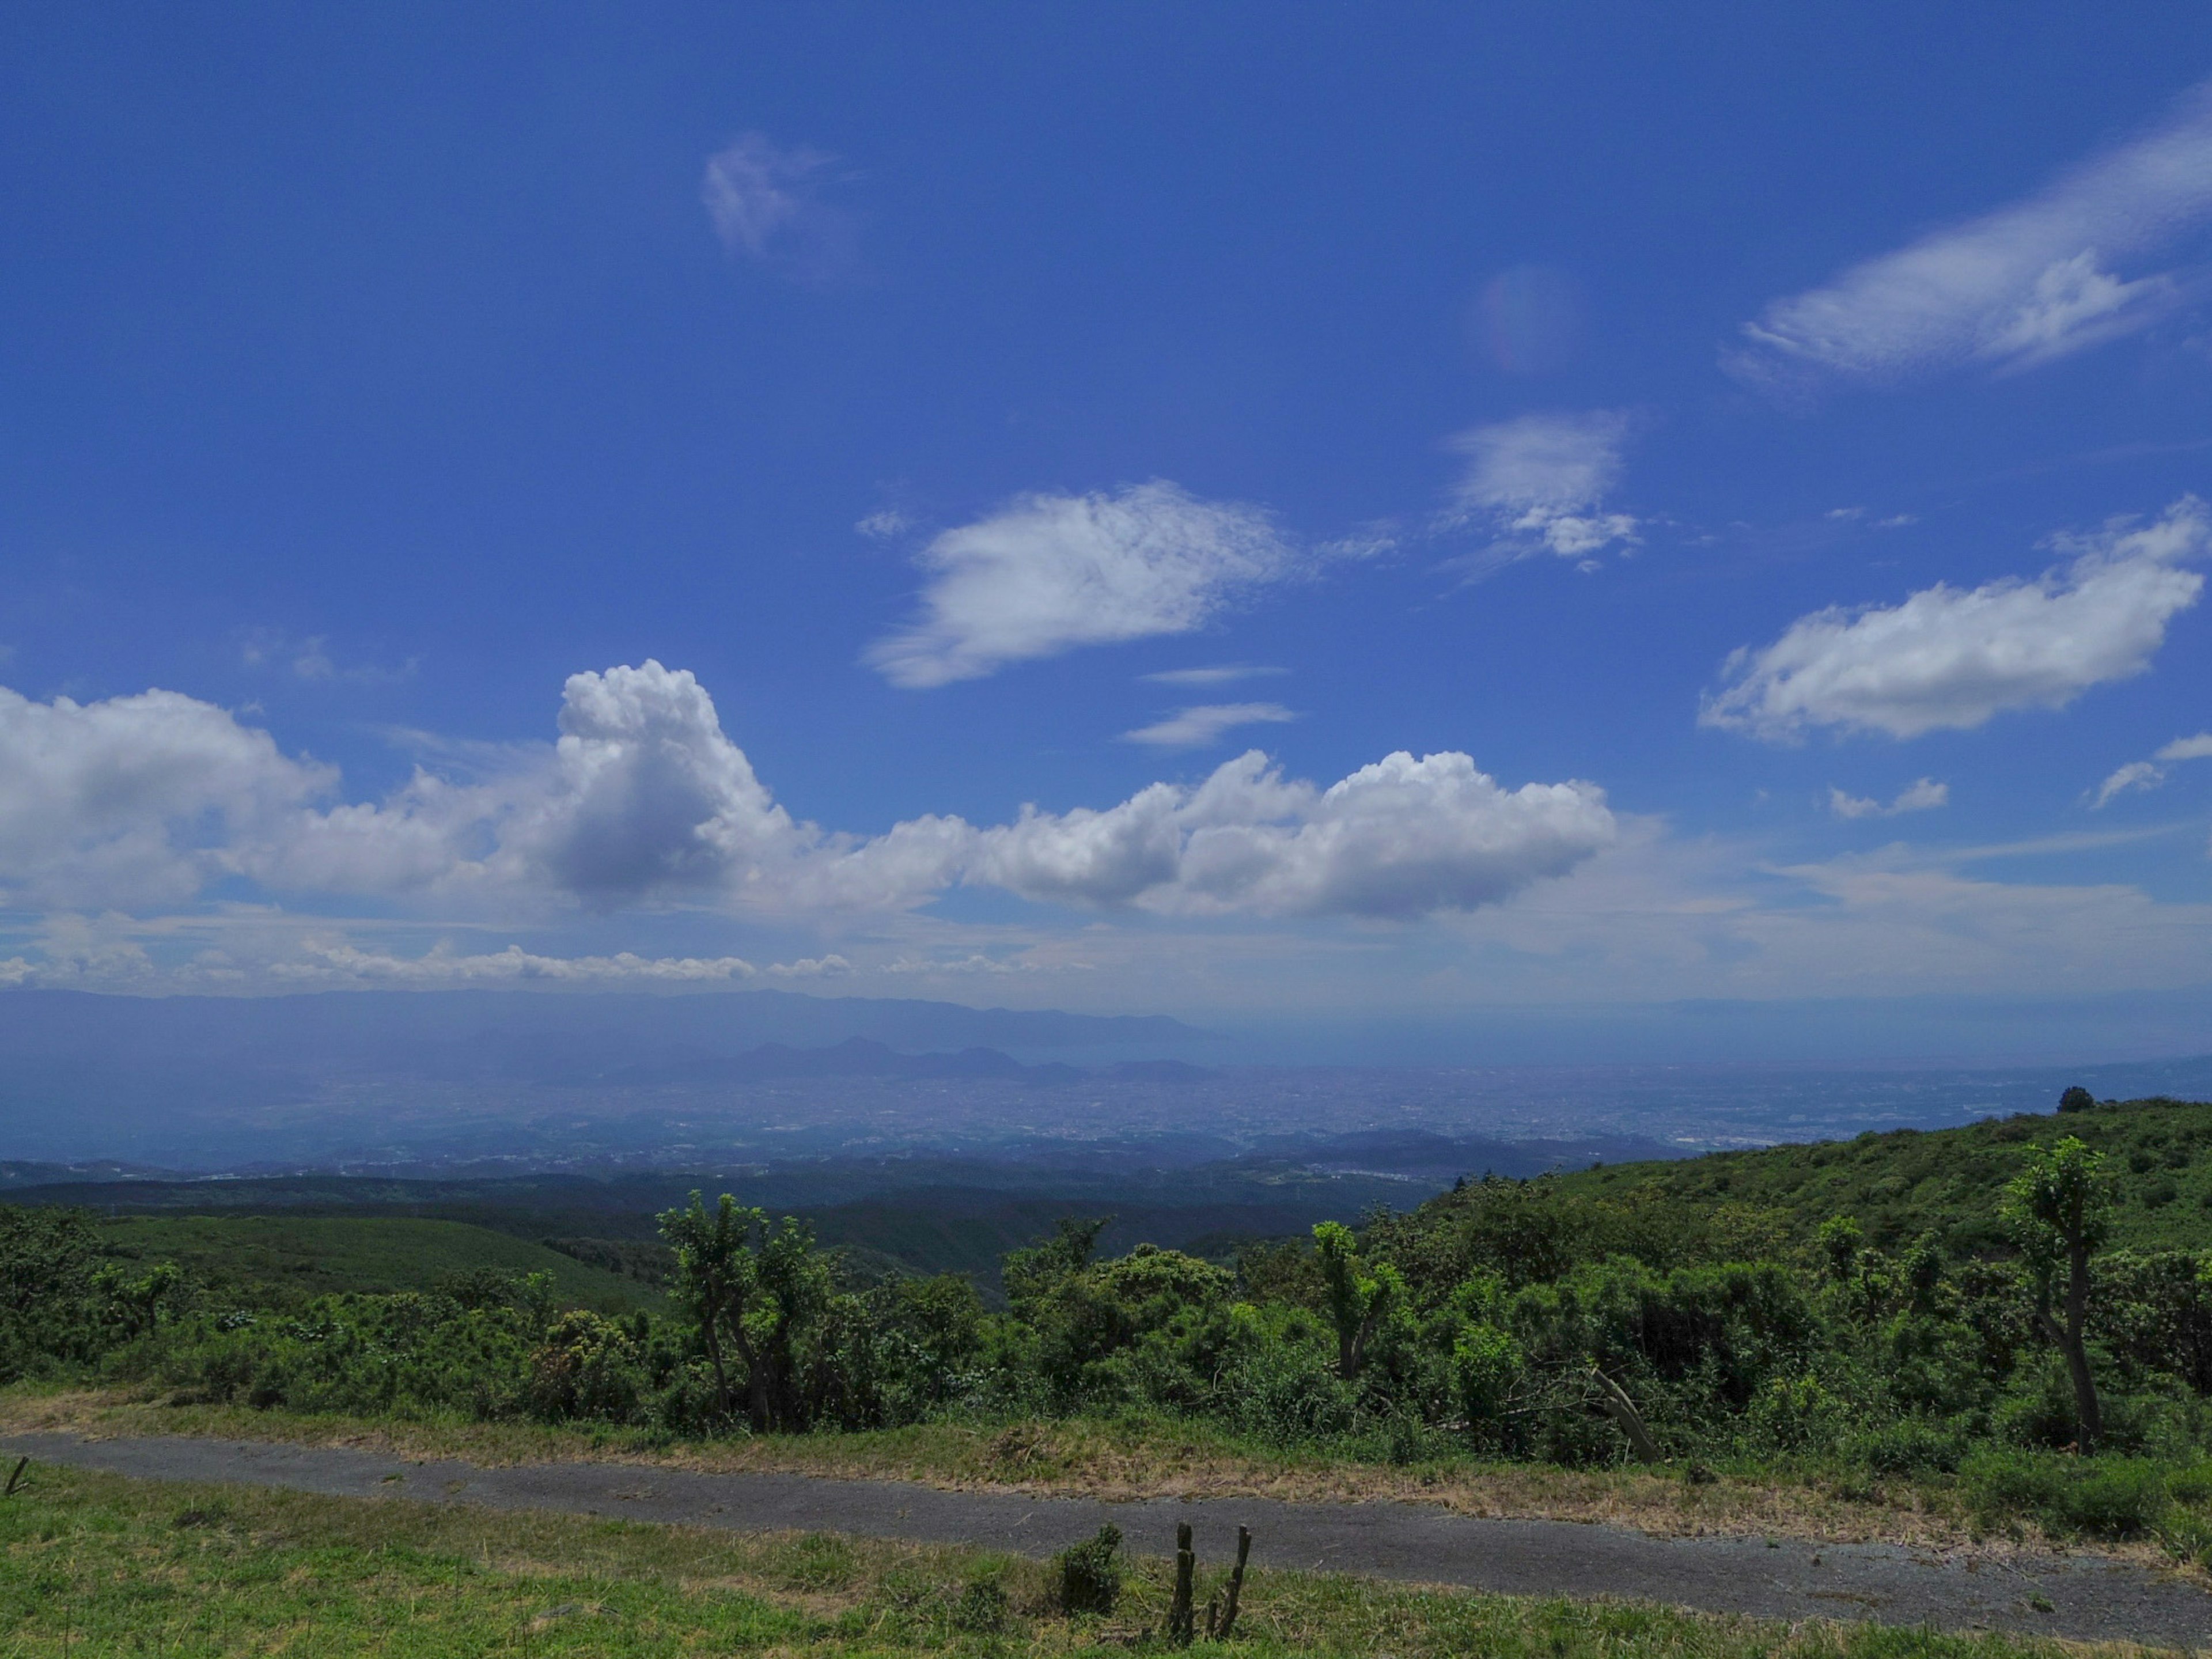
xmin=7 ymin=1432 xmax=2210 ymax=1650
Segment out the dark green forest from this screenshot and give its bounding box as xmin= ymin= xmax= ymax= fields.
xmin=10 ymin=1090 xmax=2212 ymax=1555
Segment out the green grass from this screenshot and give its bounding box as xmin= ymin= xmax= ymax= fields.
xmin=0 ymin=1391 xmax=2111 ymax=1555
xmin=1552 ymin=1096 xmax=2212 ymax=1255
xmin=0 ymin=1462 xmax=2139 ymax=1658
xmin=94 ymin=1215 xmax=657 ymax=1315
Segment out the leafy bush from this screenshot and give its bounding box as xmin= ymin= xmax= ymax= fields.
xmin=1052 ymin=1524 xmax=1122 ymax=1616
xmin=1962 ymin=1448 xmax=2168 ymax=1538
xmin=1843 ymin=1419 xmax=1966 ymax=1475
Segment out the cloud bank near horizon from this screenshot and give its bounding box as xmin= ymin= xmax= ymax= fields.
xmin=0 ymin=661 xmax=1615 ymax=935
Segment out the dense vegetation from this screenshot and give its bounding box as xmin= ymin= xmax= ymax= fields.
xmin=9 ymin=1092 xmax=2212 ymax=1555
xmin=95 ymin=1214 xmax=657 ymax=1314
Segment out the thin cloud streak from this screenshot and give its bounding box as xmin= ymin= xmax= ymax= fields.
xmin=1119 ymin=702 xmax=1298 ymax=750
xmin=1729 ymin=79 xmax=2212 ymax=391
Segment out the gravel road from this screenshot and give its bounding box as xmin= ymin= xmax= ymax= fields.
xmin=7 ymin=1431 xmax=2209 ymax=1649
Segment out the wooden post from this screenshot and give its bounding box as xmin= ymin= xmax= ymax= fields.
xmin=1215 ymin=1525 xmax=1251 ymax=1639
xmin=1169 ymin=1521 xmax=1196 ymax=1646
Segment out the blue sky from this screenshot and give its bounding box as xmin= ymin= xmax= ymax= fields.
xmin=4 ymin=4 xmax=2211 ymax=1055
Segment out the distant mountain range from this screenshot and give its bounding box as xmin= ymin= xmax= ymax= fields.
xmin=0 ymin=987 xmax=1206 ymax=1070
xmin=608 ymin=1037 xmax=1217 ymax=1087
xmin=0 ymin=988 xmax=1220 ymax=1165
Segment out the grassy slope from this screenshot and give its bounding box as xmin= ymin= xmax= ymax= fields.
xmin=1547 ymin=1098 xmax=2212 ymax=1254
xmin=95 ymin=1214 xmax=657 ymax=1315
xmin=0 ymin=1462 xmax=2106 ymax=1659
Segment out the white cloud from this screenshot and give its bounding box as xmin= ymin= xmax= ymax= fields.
xmin=258 ymin=661 xmax=831 ymax=907
xmin=1828 ymin=778 xmax=1949 ymax=819
xmin=855 ymin=509 xmax=910 ymax=539
xmin=2092 ymin=729 xmax=2212 ymax=806
xmin=2093 ymin=760 xmax=2166 ymax=808
xmin=260 ymin=942 xmax=856 ymax=986
xmin=0 ymin=662 xmax=1607 ymax=927
xmin=1138 ymin=664 xmax=1286 ymax=687
xmin=701 ymin=133 xmax=856 ymax=281
xmin=1440 ymin=410 xmax=1639 ymax=569
xmin=973 ymin=748 xmax=1616 ymax=919
xmin=1704 ymin=498 xmax=2209 ymax=741
xmin=277 ymin=942 xmax=763 ymax=984
xmin=864 ymin=482 xmax=1299 ymax=687
xmin=240 ymin=628 xmax=414 ymax=686
xmin=0 ymin=684 xmax=334 ymax=908
xmin=1119 ymin=702 xmax=1298 ymax=750
xmin=1728 ymin=81 xmax=2212 ymax=389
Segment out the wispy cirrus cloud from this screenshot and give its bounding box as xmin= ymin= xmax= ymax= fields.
xmin=1438 ymin=410 xmax=1639 ymax=575
xmin=701 ymin=133 xmax=858 ymax=282
xmin=1138 ymin=664 xmax=1287 ymax=688
xmin=1703 ymin=498 xmax=2209 ymax=741
xmin=1728 ymin=80 xmax=2212 ymax=391
xmin=2093 ymin=730 xmax=2212 ymax=806
xmin=865 ymin=482 xmax=1301 ymax=688
xmin=1119 ymin=702 xmax=1298 ymax=750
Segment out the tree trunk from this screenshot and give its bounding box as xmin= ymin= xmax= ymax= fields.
xmin=1591 ymin=1369 xmax=1663 ymax=1464
xmin=727 ymin=1312 xmax=772 ymax=1433
xmin=696 ymin=1283 xmax=734 ymax=1420
xmin=2062 ymin=1241 xmax=2102 ymax=1451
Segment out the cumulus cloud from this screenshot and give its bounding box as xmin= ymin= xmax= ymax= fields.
xmin=1728 ymin=81 xmax=2212 ymax=390
xmin=2093 ymin=730 xmax=2212 ymax=806
xmin=1704 ymin=498 xmax=2209 ymax=741
xmin=0 ymin=663 xmax=955 ymax=918
xmin=0 ymin=684 xmax=334 ymax=908
xmin=701 ymin=133 xmax=857 ymax=281
xmin=1829 ymin=778 xmax=1949 ymax=819
xmin=865 ymin=482 xmax=1299 ymax=687
xmin=0 ymin=662 xmax=1605 ymax=927
xmin=1440 ymin=411 xmax=1639 ymax=570
xmin=973 ymin=749 xmax=1616 ymax=919
xmin=1119 ymin=702 xmax=1298 ymax=750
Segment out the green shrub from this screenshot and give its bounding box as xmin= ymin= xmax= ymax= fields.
xmin=1844 ymin=1419 xmax=1966 ymax=1475
xmin=1052 ymin=1524 xmax=1122 ymax=1616
xmin=1963 ymin=1448 xmax=2168 ymax=1537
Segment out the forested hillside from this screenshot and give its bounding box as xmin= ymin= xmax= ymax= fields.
xmin=1548 ymin=1093 xmax=2212 ymax=1255
xmin=7 ymin=1090 xmax=2212 ymax=1553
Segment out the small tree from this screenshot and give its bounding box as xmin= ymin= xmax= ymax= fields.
xmin=2058 ymin=1085 xmax=2096 ymax=1114
xmin=1313 ymin=1221 xmax=1400 ymax=1381
xmin=2002 ymin=1137 xmax=2110 ymax=1449
xmin=657 ymin=1192 xmax=837 ymax=1431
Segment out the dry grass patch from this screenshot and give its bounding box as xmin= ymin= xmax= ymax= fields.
xmin=0 ymin=1385 xmax=2131 ymax=1558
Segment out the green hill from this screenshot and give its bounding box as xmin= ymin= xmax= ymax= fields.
xmin=1547 ymin=1094 xmax=2211 ymax=1257
xmin=94 ymin=1215 xmax=659 ymax=1315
